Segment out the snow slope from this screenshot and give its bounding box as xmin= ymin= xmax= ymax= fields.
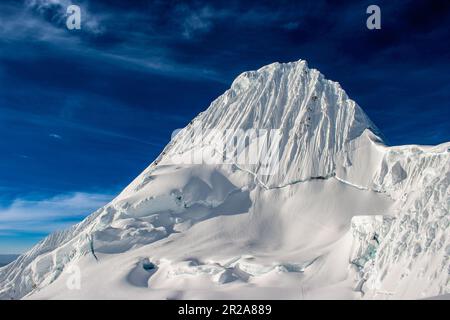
xmin=0 ymin=60 xmax=448 ymax=300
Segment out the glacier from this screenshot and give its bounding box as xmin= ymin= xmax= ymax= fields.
xmin=0 ymin=59 xmax=448 ymax=300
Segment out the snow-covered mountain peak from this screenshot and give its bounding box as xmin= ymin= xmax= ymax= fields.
xmin=230 ymin=59 xmax=309 ymax=91
xmin=1 ymin=59 xmax=448 ymax=300
xmin=154 ymin=59 xmax=379 ymax=187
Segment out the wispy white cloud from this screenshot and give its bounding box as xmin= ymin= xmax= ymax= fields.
xmin=0 ymin=0 xmax=225 ymax=81
xmin=0 ymin=1 xmax=308 ymax=83
xmin=49 ymin=133 xmax=62 ymax=139
xmin=171 ymin=4 xmax=289 ymax=39
xmin=25 ymin=0 xmax=103 ymax=34
xmin=174 ymin=4 xmax=224 ymax=39
xmin=0 ymin=192 xmax=113 ymax=233
xmin=0 ymin=0 xmax=101 ymax=43
xmin=0 ymin=1 xmax=300 ymax=82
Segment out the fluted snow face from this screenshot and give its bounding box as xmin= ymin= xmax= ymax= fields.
xmin=159 ymin=60 xmax=377 ymax=187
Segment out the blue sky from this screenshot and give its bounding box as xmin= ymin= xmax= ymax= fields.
xmin=0 ymin=0 xmax=449 ymax=254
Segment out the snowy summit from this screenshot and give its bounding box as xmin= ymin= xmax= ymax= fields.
xmin=0 ymin=60 xmax=449 ymax=300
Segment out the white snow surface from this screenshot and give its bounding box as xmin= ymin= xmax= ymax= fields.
xmin=0 ymin=60 xmax=448 ymax=300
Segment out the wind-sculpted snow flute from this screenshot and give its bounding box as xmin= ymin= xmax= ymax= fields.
xmin=167 ymin=127 xmax=282 ymax=175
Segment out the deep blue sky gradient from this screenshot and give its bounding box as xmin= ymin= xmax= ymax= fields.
xmin=0 ymin=0 xmax=449 ymax=253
